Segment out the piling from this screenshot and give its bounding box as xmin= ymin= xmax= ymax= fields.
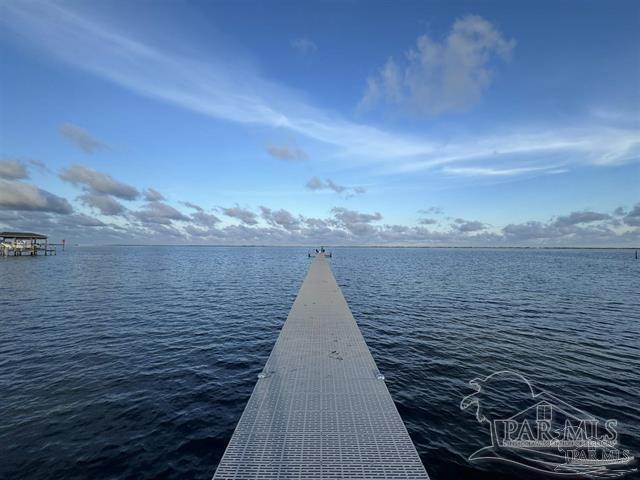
xmin=0 ymin=232 xmax=57 ymax=256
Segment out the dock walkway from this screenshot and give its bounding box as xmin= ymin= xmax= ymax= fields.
xmin=213 ymin=253 xmax=429 ymax=479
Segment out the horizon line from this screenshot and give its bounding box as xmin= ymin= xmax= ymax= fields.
xmin=68 ymin=244 xmax=639 ymax=250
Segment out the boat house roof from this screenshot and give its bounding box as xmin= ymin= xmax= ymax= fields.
xmin=0 ymin=231 xmax=48 ymax=240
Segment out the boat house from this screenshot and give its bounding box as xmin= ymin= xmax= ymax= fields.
xmin=0 ymin=232 xmax=57 ymax=256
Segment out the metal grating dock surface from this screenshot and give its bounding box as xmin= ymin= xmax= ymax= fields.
xmin=213 ymin=254 xmax=429 ymax=480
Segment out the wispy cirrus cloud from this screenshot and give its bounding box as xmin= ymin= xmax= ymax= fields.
xmin=3 ymin=2 xmax=638 ymax=179
xmin=442 ymin=165 xmax=565 ymax=177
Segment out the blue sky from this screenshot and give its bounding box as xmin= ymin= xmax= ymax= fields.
xmin=0 ymin=0 xmax=639 ymax=245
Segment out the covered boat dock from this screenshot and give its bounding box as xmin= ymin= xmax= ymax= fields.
xmin=0 ymin=232 xmax=58 ymax=256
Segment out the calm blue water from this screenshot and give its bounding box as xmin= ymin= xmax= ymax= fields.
xmin=1 ymin=247 xmax=639 ymax=479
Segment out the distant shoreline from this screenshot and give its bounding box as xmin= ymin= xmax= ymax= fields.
xmin=73 ymin=244 xmax=639 ymax=250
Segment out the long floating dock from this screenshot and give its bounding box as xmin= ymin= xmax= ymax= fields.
xmin=213 ymin=253 xmax=429 ymax=479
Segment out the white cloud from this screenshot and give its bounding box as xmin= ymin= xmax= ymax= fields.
xmin=385 ymin=128 xmax=639 ymax=175
xmin=420 ymin=206 xmax=444 ymax=215
xmin=133 ymin=201 xmax=190 ymax=225
xmin=443 ymin=165 xmax=560 ymax=177
xmin=360 ymin=15 xmax=515 ymax=115
xmin=61 ymin=213 xmax=105 ymax=227
xmin=0 ymin=159 xmax=29 ymax=180
xmin=266 ymin=144 xmax=308 ymax=161
xmin=553 ymin=211 xmax=611 ymax=227
xmin=1 ymin=173 xmax=638 ymax=246
xmin=181 ymin=201 xmax=203 ymax=212
xmin=60 ymin=165 xmax=139 ymax=200
xmin=78 ymin=192 xmax=126 ymax=216
xmin=624 ymin=203 xmax=640 ymax=227
xmin=143 ymin=188 xmax=165 ymax=201
xmin=58 ymin=123 xmax=106 ymax=154
xmin=305 ymin=177 xmax=365 ymax=196
xmin=305 ymin=176 xmax=324 ymax=191
xmin=191 ymin=210 xmax=220 ymax=227
xmin=290 ymin=37 xmax=317 ymax=55
xmin=3 ymin=3 xmax=638 ymax=179
xmin=27 ymin=159 xmax=52 ymax=175
xmin=0 ymin=179 xmax=73 ymax=214
xmin=453 ymin=218 xmax=486 ymax=233
xmin=331 ymin=207 xmax=382 ymax=236
xmin=260 ymin=206 xmax=301 ymax=231
xmin=220 ymin=205 xmax=258 ymax=225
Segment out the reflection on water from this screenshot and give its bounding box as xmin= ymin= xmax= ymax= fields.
xmin=1 ymin=246 xmax=638 ymax=479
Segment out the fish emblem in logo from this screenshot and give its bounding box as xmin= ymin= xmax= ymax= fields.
xmin=460 ymin=370 xmax=636 ymax=478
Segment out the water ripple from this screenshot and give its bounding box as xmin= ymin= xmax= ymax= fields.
xmin=1 ymin=246 xmax=639 ymax=479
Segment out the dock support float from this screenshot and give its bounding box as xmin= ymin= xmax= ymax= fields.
xmin=213 ymin=253 xmax=429 ymax=479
